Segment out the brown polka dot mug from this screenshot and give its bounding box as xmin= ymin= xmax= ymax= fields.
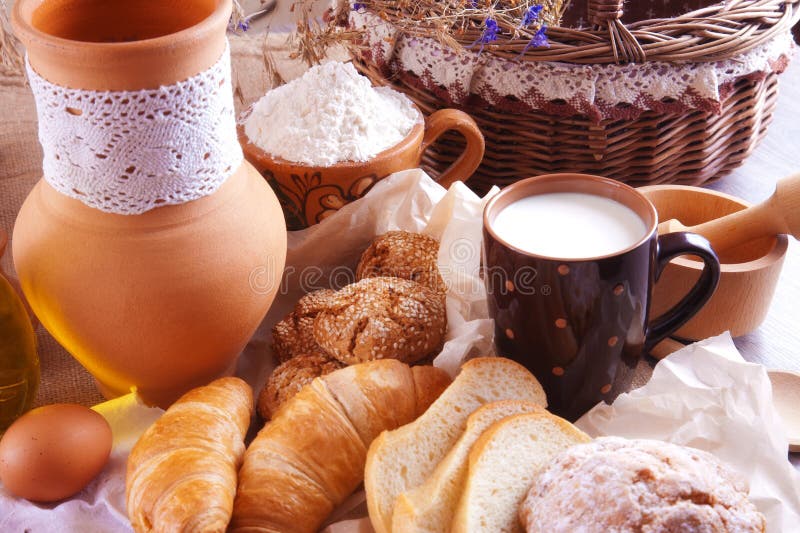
xmin=483 ymin=173 xmax=721 ymax=421
xmin=240 ymin=106 xmax=485 ymax=231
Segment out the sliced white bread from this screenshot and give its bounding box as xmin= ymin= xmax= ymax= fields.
xmin=450 ymin=412 xmax=590 ymax=533
xmin=391 ymin=400 xmax=546 ymax=533
xmin=364 ymin=357 xmax=547 ymax=533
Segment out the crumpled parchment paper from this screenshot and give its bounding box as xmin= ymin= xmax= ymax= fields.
xmin=323 ymin=332 xmax=800 ymax=533
xmin=238 ymin=169 xmax=499 ymax=405
xmin=576 ymin=332 xmax=800 ymax=533
xmin=0 ymin=169 xmax=497 ymax=531
xmin=2 ymin=172 xmax=797 ymax=532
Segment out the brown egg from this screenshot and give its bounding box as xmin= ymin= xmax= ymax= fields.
xmin=0 ymin=403 xmax=112 ymax=502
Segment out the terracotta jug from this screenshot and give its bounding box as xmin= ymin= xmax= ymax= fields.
xmin=0 ymin=229 xmax=39 ymax=432
xmin=11 ymin=0 xmax=287 ymax=407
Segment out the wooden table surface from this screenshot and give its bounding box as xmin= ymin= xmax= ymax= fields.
xmin=706 ymin=64 xmax=799 ymax=374
xmin=699 ymin=58 xmax=800 ymax=467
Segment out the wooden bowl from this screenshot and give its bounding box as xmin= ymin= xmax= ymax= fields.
xmin=640 ymin=185 xmax=788 ymax=340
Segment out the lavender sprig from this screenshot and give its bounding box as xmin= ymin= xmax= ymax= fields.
xmin=521 ymin=5 xmax=544 ymax=27
xmin=469 ymin=17 xmax=499 ymax=55
xmin=521 ymin=23 xmax=550 ymax=56
xmin=531 ymin=24 xmax=549 ymax=47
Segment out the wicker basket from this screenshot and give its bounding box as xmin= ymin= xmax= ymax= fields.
xmin=354 ymin=0 xmax=799 ymax=193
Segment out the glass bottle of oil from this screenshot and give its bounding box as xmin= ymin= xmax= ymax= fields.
xmin=0 ymin=232 xmax=39 ymax=433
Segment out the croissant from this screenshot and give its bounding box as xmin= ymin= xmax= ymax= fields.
xmin=126 ymin=377 xmax=253 ymax=533
xmin=230 ymin=359 xmax=451 ymax=533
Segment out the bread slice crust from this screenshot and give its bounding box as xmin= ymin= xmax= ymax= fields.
xmin=451 ymin=412 xmax=590 ymax=533
xmin=364 ymin=357 xmax=547 ymax=533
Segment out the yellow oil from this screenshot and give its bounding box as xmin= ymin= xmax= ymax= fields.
xmin=0 ymin=274 xmax=39 ymax=432
xmin=30 ymin=291 xmax=128 ymax=398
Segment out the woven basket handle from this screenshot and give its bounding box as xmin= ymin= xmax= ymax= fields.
xmin=587 ymin=0 xmax=646 ymax=63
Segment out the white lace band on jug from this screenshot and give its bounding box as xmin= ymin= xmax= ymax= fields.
xmin=25 ymin=41 xmax=243 ymax=215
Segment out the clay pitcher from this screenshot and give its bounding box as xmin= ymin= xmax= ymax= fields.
xmin=11 ymin=0 xmax=287 ymax=407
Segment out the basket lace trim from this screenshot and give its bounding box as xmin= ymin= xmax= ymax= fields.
xmin=353 ymin=11 xmax=793 ymax=122
xmin=26 ymin=41 xmax=243 ymax=215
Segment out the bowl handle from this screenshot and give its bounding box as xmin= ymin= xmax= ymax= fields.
xmin=420 ymin=109 xmax=485 ymax=190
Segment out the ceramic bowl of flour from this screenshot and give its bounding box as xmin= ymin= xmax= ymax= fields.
xmin=239 ymin=62 xmax=485 ymax=230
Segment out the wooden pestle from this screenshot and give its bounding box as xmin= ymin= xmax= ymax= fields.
xmin=658 ymin=173 xmax=800 ymax=252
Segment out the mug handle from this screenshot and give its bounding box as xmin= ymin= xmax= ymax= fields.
xmin=420 ymin=109 xmax=485 ymax=188
xmin=644 ymin=232 xmax=721 ymax=352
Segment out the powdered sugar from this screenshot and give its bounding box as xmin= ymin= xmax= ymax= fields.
xmin=243 ymin=61 xmax=420 ymax=166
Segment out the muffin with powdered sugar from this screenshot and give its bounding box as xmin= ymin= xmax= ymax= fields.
xmin=520 ymin=437 xmax=765 ymax=533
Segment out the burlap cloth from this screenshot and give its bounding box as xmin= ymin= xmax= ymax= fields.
xmin=0 ymin=34 xmax=654 ymax=409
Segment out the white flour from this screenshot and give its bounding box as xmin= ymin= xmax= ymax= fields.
xmin=244 ymin=61 xmax=420 ymax=166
